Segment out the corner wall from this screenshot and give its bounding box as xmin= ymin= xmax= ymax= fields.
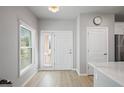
xmin=76 ymin=15 xmax=81 ymax=74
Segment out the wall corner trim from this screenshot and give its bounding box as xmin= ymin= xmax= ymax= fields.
xmin=21 ymin=70 xmax=37 ymax=87
xmin=76 ymin=69 xmax=88 ymax=76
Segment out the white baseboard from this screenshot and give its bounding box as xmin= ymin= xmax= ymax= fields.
xmin=39 ymin=68 xmax=74 ymax=71
xmin=75 ymin=68 xmax=88 ymax=76
xmin=79 ymin=73 xmax=88 ymax=76
xmin=72 ymin=68 xmax=76 ymax=71
xmin=21 ymin=70 xmax=37 ymax=87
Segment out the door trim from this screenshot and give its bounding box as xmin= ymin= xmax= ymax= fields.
xmin=86 ymin=27 xmax=109 ymax=74
xmin=39 ymin=31 xmax=74 ymax=70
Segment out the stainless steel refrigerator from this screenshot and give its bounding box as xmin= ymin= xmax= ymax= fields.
xmin=115 ymin=35 xmax=124 ymax=61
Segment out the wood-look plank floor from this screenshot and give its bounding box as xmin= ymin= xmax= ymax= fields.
xmin=25 ymin=71 xmax=93 ymax=87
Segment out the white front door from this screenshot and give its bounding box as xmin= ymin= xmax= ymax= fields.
xmin=87 ymin=27 xmax=108 ymax=75
xmin=54 ymin=32 xmax=73 ymax=70
xmin=40 ymin=31 xmax=73 ymax=70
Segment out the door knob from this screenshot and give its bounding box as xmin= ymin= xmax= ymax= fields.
xmin=69 ymin=52 xmax=72 ymax=54
xmin=104 ymin=53 xmax=107 ymax=55
xmin=68 ymin=49 xmax=72 ymax=54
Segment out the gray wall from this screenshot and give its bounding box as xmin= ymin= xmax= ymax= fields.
xmin=39 ymin=19 xmax=75 ymax=31
xmin=0 ymin=6 xmax=38 ymax=86
xmin=38 ymin=19 xmax=77 ymax=68
xmin=77 ymin=14 xmax=115 ymax=74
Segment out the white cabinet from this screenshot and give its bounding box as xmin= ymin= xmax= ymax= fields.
xmin=94 ymin=69 xmax=121 ymax=87
xmin=115 ymin=22 xmax=124 ymax=35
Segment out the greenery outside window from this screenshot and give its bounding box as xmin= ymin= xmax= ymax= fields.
xmin=19 ymin=21 xmax=33 ymax=75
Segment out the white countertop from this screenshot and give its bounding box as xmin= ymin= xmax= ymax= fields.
xmin=88 ymin=62 xmax=124 ymax=86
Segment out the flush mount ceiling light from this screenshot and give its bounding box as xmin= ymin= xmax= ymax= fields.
xmin=48 ymin=6 xmax=59 ymax=13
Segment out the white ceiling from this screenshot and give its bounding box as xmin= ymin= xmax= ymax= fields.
xmin=28 ymin=6 xmax=124 ymax=20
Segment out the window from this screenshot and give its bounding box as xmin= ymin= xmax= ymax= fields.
xmin=19 ymin=22 xmax=33 ymax=73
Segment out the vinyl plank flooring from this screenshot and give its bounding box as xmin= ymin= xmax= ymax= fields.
xmin=25 ymin=70 xmax=93 ymax=87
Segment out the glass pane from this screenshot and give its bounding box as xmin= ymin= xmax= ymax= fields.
xmin=43 ymin=33 xmax=52 ymax=67
xmin=20 ymin=26 xmax=32 ymax=47
xmin=20 ymin=48 xmax=32 ymax=70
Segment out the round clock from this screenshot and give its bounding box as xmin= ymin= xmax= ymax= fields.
xmin=93 ymin=16 xmax=102 ymax=25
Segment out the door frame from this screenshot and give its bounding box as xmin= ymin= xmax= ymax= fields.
xmin=86 ymin=27 xmax=109 ymax=74
xmin=39 ymin=31 xmax=74 ymax=70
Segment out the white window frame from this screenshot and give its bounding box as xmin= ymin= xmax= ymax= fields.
xmin=18 ymin=20 xmax=35 ymax=76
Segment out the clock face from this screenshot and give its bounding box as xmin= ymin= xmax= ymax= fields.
xmin=93 ymin=16 xmax=102 ymax=25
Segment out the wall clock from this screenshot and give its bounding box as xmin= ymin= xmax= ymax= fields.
xmin=93 ymin=16 xmax=102 ymax=25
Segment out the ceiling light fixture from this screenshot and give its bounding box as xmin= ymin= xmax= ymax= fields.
xmin=48 ymin=6 xmax=59 ymax=13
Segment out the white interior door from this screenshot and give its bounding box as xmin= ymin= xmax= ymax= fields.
xmin=87 ymin=27 xmax=108 ymax=75
xmin=54 ymin=31 xmax=73 ymax=70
